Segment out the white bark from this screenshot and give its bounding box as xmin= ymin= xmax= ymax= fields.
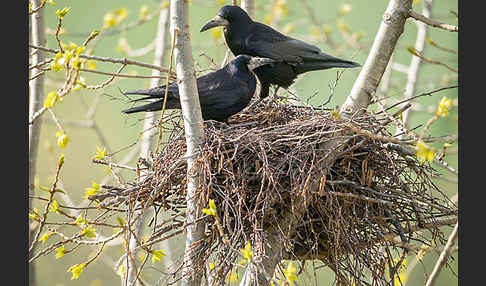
xmin=140 ymin=9 xmax=171 ymax=158
xmin=243 ymin=1 xmax=414 ymax=284
xmin=241 ymin=0 xmax=255 ymax=18
xmin=398 ymin=0 xmax=433 ymax=137
xmin=340 ymin=0 xmax=413 ymax=118
xmin=29 ymin=1 xmax=46 ymax=285
xmin=378 ymin=52 xmax=394 ymax=97
xmin=125 ymin=7 xmax=171 ymax=286
xmin=170 ymin=0 xmax=205 ymax=286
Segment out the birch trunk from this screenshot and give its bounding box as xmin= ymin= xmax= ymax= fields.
xmin=125 ymin=7 xmax=171 ymax=286
xmin=245 ymin=0 xmax=413 ymax=284
xmin=170 ymin=0 xmax=206 ymax=285
xmin=340 ymin=0 xmax=412 ymax=118
xmin=29 ymin=1 xmax=46 ymax=285
xmin=241 ymin=0 xmax=255 ymax=18
xmin=398 ymin=0 xmax=433 ymax=137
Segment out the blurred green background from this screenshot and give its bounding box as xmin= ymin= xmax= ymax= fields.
xmin=30 ymin=0 xmax=458 ymax=285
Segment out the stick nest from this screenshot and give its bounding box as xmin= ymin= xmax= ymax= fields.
xmin=98 ymin=102 xmax=457 ymax=285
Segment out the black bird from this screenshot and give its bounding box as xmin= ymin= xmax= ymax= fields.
xmin=122 ymin=55 xmax=274 ymax=122
xmin=200 ymin=5 xmax=360 ymax=99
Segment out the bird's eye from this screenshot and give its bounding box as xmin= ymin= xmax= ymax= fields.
xmin=220 ymin=13 xmax=230 ymax=20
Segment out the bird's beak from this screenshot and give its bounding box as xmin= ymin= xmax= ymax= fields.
xmin=200 ymin=15 xmax=229 ymax=32
xmin=248 ymin=57 xmax=275 ymax=70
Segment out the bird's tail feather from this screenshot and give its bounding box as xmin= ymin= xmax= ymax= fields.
xmin=296 ymin=60 xmax=360 ymax=74
xmin=122 ymin=100 xmax=163 ymax=114
xmin=123 ymin=86 xmax=168 ymax=98
xmin=125 ymin=95 xmax=157 ymax=103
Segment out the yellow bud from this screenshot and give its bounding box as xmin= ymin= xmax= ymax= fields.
xmin=56 ymin=132 xmax=69 ymax=148
xmin=338 ymin=3 xmax=353 ymax=15
xmin=103 ymin=12 xmax=117 ymax=29
xmin=114 ymin=8 xmax=129 ymax=23
xmin=161 ymin=1 xmax=170 ymax=9
xmin=436 ymin=96 xmax=452 ymax=117
xmin=43 ymin=91 xmax=60 ymax=108
xmin=416 ymin=141 xmax=435 ymax=163
xmin=72 ymin=58 xmax=83 ymax=70
xmin=56 ymin=7 xmax=70 ymax=19
xmin=407 ymin=46 xmax=420 ymax=57
xmin=337 ymin=19 xmax=350 ymax=33
xmin=57 ymin=154 xmax=65 ymax=167
xmin=67 ymin=263 xmax=86 ymax=280
xmin=139 ymin=5 xmax=149 ymax=18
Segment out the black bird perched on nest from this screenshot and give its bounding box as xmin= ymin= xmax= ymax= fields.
xmin=200 ymin=5 xmax=361 ymax=99
xmin=122 ymin=55 xmax=275 ymax=122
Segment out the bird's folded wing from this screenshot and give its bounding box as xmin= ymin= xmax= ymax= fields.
xmin=198 ymin=78 xmax=250 ymax=109
xmin=246 ymin=29 xmax=323 ymax=61
xmin=246 ymin=27 xmax=354 ymax=65
xmin=124 ymin=84 xmax=179 ymax=101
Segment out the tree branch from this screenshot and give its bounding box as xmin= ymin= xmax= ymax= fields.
xmin=125 ymin=7 xmax=172 ymax=286
xmin=249 ymin=1 xmax=415 ymax=284
xmin=408 ymin=9 xmax=458 ymax=32
xmin=28 ymin=44 xmax=177 ymax=76
xmin=169 ymin=0 xmax=206 ymax=285
xmin=28 ymin=2 xmax=46 ymax=285
xmin=425 ymin=222 xmax=458 ymax=286
xmin=340 ymin=0 xmax=413 ymax=118
xmin=397 ymin=0 xmax=433 ymax=137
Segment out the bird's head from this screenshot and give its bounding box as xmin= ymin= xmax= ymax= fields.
xmin=200 ymin=5 xmax=251 ymax=32
xmin=231 ymin=55 xmax=275 ymax=71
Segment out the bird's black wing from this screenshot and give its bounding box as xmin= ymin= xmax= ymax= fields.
xmin=123 ymin=82 xmax=179 ymax=102
xmin=123 ymin=66 xmax=228 ymax=101
xmin=244 ymin=23 xmax=322 ymax=62
xmin=245 ymin=22 xmax=354 ymax=64
xmin=196 ymin=71 xmax=251 ymax=109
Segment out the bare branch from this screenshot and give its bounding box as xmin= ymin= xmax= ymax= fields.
xmin=408 ymin=47 xmax=458 ymax=73
xmin=126 ymin=7 xmax=171 ymax=286
xmin=29 ymin=44 xmax=177 ymax=76
xmin=78 ymin=68 xmax=171 ymax=80
xmin=425 ymin=222 xmax=459 ymax=286
xmin=398 ymin=0 xmax=433 ymax=136
xmin=408 ymin=9 xmax=458 ymax=32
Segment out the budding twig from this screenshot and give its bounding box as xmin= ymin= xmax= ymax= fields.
xmin=408 ymin=10 xmax=458 ymax=32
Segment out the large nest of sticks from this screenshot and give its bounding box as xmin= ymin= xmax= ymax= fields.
xmin=96 ymin=101 xmax=457 ymax=285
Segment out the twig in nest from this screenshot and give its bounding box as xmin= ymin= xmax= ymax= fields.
xmin=98 ymin=102 xmax=457 ymax=284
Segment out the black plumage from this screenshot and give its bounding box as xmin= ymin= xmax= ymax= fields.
xmin=122 ymin=55 xmax=274 ymax=122
xmin=200 ymin=5 xmax=361 ymax=99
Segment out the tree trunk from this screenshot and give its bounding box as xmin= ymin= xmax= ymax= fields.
xmin=340 ymin=0 xmax=413 ymax=119
xmin=241 ymin=0 xmax=255 ymax=18
xmin=398 ymin=0 xmax=433 ymax=136
xmin=29 ymin=1 xmax=47 ymax=285
xmin=125 ymin=6 xmax=171 ymax=286
xmin=245 ymin=0 xmax=413 ymax=284
xmin=170 ymin=1 xmax=206 ymax=286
